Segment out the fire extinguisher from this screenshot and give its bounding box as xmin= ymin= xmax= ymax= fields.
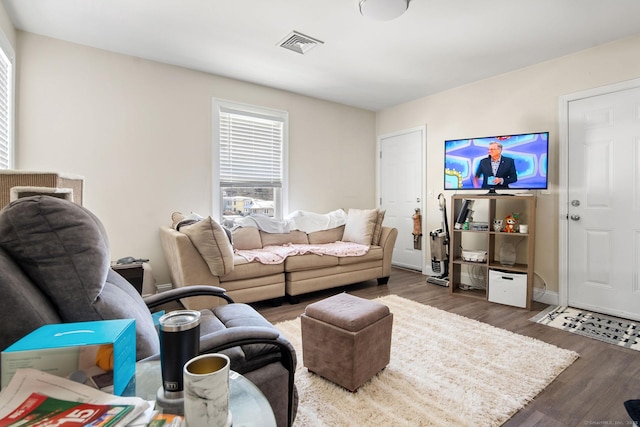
xmin=412 ymin=208 xmax=422 ymax=250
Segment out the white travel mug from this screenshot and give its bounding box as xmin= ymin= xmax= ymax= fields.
xmin=183 ymin=353 xmax=232 ymax=427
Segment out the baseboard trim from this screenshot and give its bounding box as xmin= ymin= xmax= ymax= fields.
xmin=533 ymin=289 xmax=558 ymax=306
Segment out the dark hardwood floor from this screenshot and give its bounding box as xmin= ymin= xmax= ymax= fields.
xmin=250 ymin=267 xmax=640 ymax=426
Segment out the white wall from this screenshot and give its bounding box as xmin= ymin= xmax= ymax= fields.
xmin=0 ymin=3 xmax=15 ymax=48
xmin=14 ymin=26 xmax=640 ymax=295
xmin=376 ymin=33 xmax=640 ymax=296
xmin=15 ymin=32 xmax=376 ymax=285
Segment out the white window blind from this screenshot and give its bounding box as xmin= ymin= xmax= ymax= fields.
xmin=219 ymin=107 xmax=284 ymax=188
xmin=0 ymin=35 xmax=12 ymax=170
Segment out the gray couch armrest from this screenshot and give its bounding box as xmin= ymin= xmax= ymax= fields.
xmin=199 ymin=326 xmax=279 ymax=350
xmin=200 ymin=326 xmax=296 ymax=427
xmin=143 ymin=285 xmax=234 ymax=310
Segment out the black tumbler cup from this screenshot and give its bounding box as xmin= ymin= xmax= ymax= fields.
xmin=158 ymin=310 xmax=201 ymax=399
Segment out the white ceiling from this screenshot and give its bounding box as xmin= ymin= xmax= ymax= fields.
xmin=4 ymin=0 xmax=640 ymax=111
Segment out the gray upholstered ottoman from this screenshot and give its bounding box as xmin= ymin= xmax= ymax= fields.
xmin=300 ymin=292 xmax=393 ymax=391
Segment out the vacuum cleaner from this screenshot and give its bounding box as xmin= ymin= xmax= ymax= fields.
xmin=426 ymin=193 xmax=450 ymax=287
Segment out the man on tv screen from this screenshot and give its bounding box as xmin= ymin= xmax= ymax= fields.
xmin=472 ymin=142 xmax=517 ymax=189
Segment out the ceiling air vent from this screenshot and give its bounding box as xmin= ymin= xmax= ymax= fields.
xmin=278 ymin=31 xmax=324 ymax=55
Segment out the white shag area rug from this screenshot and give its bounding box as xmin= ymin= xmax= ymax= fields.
xmin=275 ymin=294 xmax=579 ymax=427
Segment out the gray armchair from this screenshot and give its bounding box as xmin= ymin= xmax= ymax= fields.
xmin=0 ymin=196 xmax=296 ymax=427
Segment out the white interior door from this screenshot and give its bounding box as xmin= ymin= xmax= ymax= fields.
xmin=379 ymin=127 xmax=425 ymax=271
xmin=567 ymin=86 xmax=640 ymax=320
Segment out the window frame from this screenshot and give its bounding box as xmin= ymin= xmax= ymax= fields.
xmin=0 ymin=27 xmax=14 ymax=170
xmin=212 ymin=98 xmax=289 ymax=221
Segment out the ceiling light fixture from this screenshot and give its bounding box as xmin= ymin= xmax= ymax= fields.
xmin=359 ymin=0 xmax=410 ymax=21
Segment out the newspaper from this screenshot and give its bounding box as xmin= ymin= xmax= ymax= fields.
xmin=0 ymin=392 xmax=133 ymax=426
xmin=0 ymin=369 xmax=152 ymax=427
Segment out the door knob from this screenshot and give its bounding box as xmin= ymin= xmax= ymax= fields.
xmin=570 ymin=215 xmax=580 ymax=221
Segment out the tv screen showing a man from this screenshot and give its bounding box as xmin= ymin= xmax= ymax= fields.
xmin=472 ymin=142 xmax=517 ymax=189
xmin=444 ymin=132 xmax=548 ymax=191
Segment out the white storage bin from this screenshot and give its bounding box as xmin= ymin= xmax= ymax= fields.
xmin=488 ymin=269 xmax=527 ymax=308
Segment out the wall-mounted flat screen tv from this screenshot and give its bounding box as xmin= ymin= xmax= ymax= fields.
xmin=444 ymin=131 xmax=549 ymax=192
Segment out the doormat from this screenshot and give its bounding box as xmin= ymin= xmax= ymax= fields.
xmin=530 ymin=306 xmax=640 ymax=351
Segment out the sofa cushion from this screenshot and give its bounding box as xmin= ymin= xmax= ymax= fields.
xmin=172 ymin=211 xmax=233 ymax=243
xmin=182 ymin=217 xmax=235 ymax=276
xmin=260 ymin=230 xmax=309 ymax=247
xmin=338 ymin=246 xmax=383 ymax=265
xmin=284 ymin=253 xmax=339 ymax=272
xmin=308 ymin=225 xmax=345 ymax=244
xmin=371 ymin=209 xmax=386 ymax=246
xmin=212 ymin=303 xmax=296 ymax=370
xmin=342 ymin=208 xmax=378 ymax=245
xmin=232 ymin=227 xmax=262 ymax=250
xmin=221 ymin=255 xmax=284 ymax=281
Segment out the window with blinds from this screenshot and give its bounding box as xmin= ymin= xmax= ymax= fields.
xmin=213 ymin=100 xmax=288 ymax=223
xmin=219 ymin=108 xmax=284 ymax=188
xmin=0 ymin=31 xmax=13 ymax=170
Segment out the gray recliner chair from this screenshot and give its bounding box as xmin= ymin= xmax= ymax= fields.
xmin=0 ymin=195 xmax=296 ymax=427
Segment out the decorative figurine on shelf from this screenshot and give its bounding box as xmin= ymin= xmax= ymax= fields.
xmin=504 ymin=214 xmax=519 ymax=233
xmin=493 ymin=219 xmax=503 ymax=232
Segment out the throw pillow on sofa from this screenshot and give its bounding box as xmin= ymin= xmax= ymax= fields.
xmin=371 ymin=209 xmax=386 ymax=246
xmin=172 ymin=211 xmax=233 ymax=243
xmin=342 ymin=208 xmax=379 ymax=245
xmin=308 ymin=225 xmax=345 ymax=244
xmin=171 ymin=211 xmax=204 ymax=231
xmin=181 ymin=217 xmax=234 ymax=276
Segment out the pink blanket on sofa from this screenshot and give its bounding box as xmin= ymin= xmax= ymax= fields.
xmin=235 ymin=241 xmax=369 ymax=265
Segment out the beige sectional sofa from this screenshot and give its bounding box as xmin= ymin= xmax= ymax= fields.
xmin=160 ymin=209 xmax=398 ymax=309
